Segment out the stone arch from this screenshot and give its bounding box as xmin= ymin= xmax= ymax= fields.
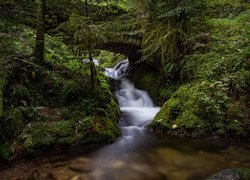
xmin=96 ymin=42 xmax=142 ymax=63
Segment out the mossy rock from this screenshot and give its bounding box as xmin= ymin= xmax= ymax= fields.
xmin=0 ymin=59 xmax=121 ymax=159
xmin=18 ymin=112 xmax=120 ymax=155
xmin=150 ymin=81 xmax=248 ymax=138
xmin=127 ymin=62 xmax=161 ymax=103
xmin=207 ymin=168 xmax=250 ymax=180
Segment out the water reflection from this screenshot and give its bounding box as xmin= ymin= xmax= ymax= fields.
xmin=1 ymin=136 xmax=250 ymax=180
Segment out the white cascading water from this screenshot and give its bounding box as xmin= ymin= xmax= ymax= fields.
xmin=90 ymin=60 xmax=160 ymax=180
xmin=105 ymin=59 xmax=160 ymax=137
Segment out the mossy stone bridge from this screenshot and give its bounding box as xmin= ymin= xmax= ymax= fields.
xmin=95 ymin=32 xmax=143 ymax=63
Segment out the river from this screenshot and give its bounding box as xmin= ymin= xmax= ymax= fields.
xmin=0 ymin=60 xmax=250 ymax=180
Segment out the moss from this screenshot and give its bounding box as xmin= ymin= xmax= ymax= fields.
xmin=98 ymin=118 xmax=120 ymax=139
xmin=159 ymin=83 xmax=181 ymax=103
xmin=151 ymin=80 xmax=248 ymax=137
xmin=97 ymin=50 xmax=126 ymax=68
xmin=10 ymin=66 xmax=121 ymax=155
xmin=152 ymin=3 xmax=250 ymax=139
xmin=0 ymin=42 xmax=120 ymax=161
xmin=237 ymin=168 xmax=250 ymax=179
xmin=176 ymin=111 xmax=205 ymax=132
xmin=61 ymin=79 xmax=87 ymax=104
xmin=128 ymin=62 xmax=161 ymax=102
xmin=20 ymin=119 xmax=82 ymax=152
xmin=19 ymin=111 xmax=120 ymax=154
xmin=0 ymin=20 xmax=35 ymax=58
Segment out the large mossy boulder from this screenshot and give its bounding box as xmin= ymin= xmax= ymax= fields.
xmin=0 ymin=59 xmax=121 ymax=161
xmin=149 ymin=80 xmax=249 ymax=138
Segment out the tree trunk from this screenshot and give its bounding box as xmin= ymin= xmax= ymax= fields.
xmin=88 ymin=50 xmax=95 ymax=89
xmin=34 ymin=0 xmax=45 ymax=63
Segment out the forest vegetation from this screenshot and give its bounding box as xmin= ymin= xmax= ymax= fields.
xmin=0 ymin=0 xmax=249 ymax=170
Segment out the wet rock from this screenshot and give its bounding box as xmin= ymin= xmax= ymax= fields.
xmin=68 ymin=164 xmax=92 ymax=173
xmin=111 ymin=161 xmax=126 ymax=169
xmin=130 ymin=164 xmax=168 ymax=180
xmin=207 ymin=168 xmax=250 ymax=180
xmin=90 ymin=169 xmax=104 ymax=180
xmin=70 ymin=157 xmax=91 ymax=164
xmin=70 ymin=175 xmax=89 ymax=180
xmin=68 ymin=158 xmax=93 ymax=173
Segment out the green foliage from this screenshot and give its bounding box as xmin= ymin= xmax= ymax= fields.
xmin=139 ymin=0 xmax=203 ymax=68
xmin=9 ymin=108 xmax=24 ymax=136
xmin=97 ymin=50 xmax=126 ymax=68
xmin=20 ymin=120 xmax=75 ymax=150
xmin=0 ymin=18 xmax=121 ymax=160
xmin=62 ymin=79 xmax=89 ymax=104
xmin=0 ymin=144 xmax=12 ymax=160
xmin=159 ymin=87 xmax=175 ymax=102
xmin=142 ymin=22 xmax=186 ymax=65
xmin=151 ymin=0 xmax=250 ymax=138
xmin=68 ymin=13 xmax=104 ymax=54
xmin=0 ymin=70 xmax=9 ymax=117
xmin=0 ymin=21 xmax=35 ymax=58
xmin=237 ymin=168 xmax=250 ymax=179
xmin=13 ymin=85 xmax=30 ymax=97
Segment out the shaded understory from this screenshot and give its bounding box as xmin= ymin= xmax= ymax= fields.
xmin=130 ymin=1 xmax=250 ymax=139
xmin=0 ymin=57 xmax=121 ymax=162
xmin=0 ymin=17 xmax=120 ymax=162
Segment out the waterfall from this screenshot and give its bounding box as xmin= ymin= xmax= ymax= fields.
xmin=105 ymin=59 xmax=129 ymax=79
xmin=105 ymin=60 xmax=160 ymax=129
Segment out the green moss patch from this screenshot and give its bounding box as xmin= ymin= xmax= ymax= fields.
xmin=150 ymin=1 xmax=250 ymax=139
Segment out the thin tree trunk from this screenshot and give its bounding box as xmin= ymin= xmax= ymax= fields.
xmin=88 ymin=50 xmax=95 ymax=89
xmin=34 ymin=0 xmax=45 ymax=63
xmin=85 ymin=0 xmax=96 ymax=89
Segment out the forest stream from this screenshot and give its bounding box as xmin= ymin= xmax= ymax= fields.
xmin=0 ymin=60 xmax=250 ymax=180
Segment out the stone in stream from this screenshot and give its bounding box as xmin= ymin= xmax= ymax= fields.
xmin=207 ymin=168 xmax=250 ymax=180
xmin=68 ymin=157 xmax=93 ymax=173
xmin=68 ymin=165 xmax=92 ymax=173
xmin=130 ymin=163 xmax=168 ymax=180
xmin=70 ymin=175 xmax=89 ymax=180
xmin=111 ymin=161 xmax=126 ymax=169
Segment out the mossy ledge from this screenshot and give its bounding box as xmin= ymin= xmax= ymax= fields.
xmin=0 ymin=57 xmax=120 ymax=163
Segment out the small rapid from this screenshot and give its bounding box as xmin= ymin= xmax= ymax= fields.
xmin=105 ymin=59 xmax=160 ymax=136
